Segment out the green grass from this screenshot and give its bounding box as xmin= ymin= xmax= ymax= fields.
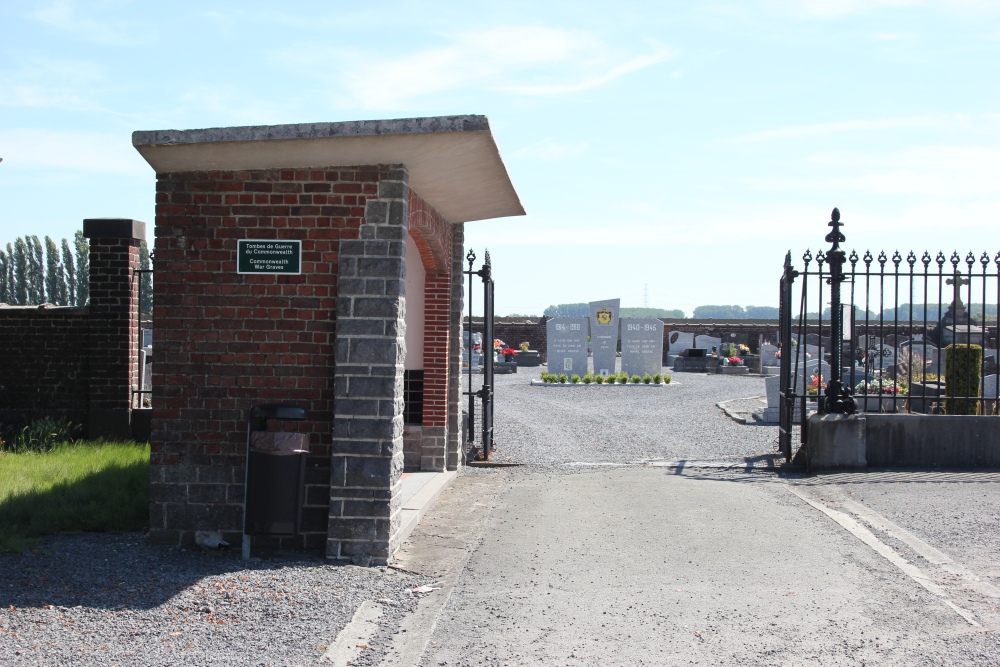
xmin=0 ymin=441 xmax=150 ymax=553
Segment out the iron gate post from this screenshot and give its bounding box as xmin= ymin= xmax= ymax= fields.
xmin=820 ymin=208 xmax=857 ymax=415
xmin=778 ymin=251 xmax=796 ymax=460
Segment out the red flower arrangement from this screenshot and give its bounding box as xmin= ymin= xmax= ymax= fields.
xmin=728 ymin=356 xmax=743 ymax=366
xmin=501 ymin=347 xmax=518 ymax=359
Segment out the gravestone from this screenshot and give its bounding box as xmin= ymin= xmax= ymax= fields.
xmin=589 ymin=299 xmax=620 ymax=376
xmin=793 ymin=359 xmax=831 ymax=395
xmin=721 ymin=332 xmax=749 ymax=350
xmin=695 ymin=335 xmax=722 ymax=355
xmin=761 ymin=344 xmax=779 ymax=367
xmin=982 ymin=374 xmax=998 ymax=400
xmin=760 ymin=375 xmax=782 ymax=423
xmin=667 ymin=331 xmax=695 ymax=355
xmin=942 ymin=325 xmax=988 ymax=347
xmin=621 ymin=318 xmax=664 ymax=377
xmin=546 ymin=317 xmax=589 ymax=377
xmin=865 ymin=343 xmax=897 ymax=369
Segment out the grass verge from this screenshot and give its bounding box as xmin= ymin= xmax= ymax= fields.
xmin=0 ymin=441 xmax=150 ymax=553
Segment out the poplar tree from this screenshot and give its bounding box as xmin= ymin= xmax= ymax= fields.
xmin=0 ymin=248 xmax=8 ymax=303
xmin=45 ymin=236 xmax=64 ymax=304
xmin=4 ymin=243 xmax=13 ymax=304
xmin=62 ymin=238 xmax=77 ymax=306
xmin=74 ymin=230 xmax=89 ymax=306
xmin=139 ymin=239 xmax=153 ymax=318
xmin=28 ymin=235 xmax=44 ymax=304
xmin=13 ymin=238 xmax=28 ymax=305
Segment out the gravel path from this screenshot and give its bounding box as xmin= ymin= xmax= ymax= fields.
xmin=0 ymin=533 xmax=426 ymax=666
xmin=472 ymin=366 xmax=778 ymax=466
xmin=1 ymin=365 xmax=773 ymax=665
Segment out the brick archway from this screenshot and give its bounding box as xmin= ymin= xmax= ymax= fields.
xmin=405 ymin=189 xmax=454 ymax=471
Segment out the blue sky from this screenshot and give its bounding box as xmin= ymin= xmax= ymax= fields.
xmin=1 ymin=1 xmax=998 ymax=315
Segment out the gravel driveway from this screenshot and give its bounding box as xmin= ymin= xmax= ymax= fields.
xmin=474 ymin=365 xmax=776 ymax=466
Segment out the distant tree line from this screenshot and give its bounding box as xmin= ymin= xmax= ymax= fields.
xmin=0 ymin=234 xmax=152 ymax=317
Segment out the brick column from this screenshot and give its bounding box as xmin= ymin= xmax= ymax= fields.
xmin=447 ymin=223 xmax=465 ymax=470
xmin=83 ymin=218 xmax=144 ymax=440
xmin=328 ymin=167 xmax=408 ymax=565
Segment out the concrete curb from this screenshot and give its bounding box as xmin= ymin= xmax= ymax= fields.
xmin=396 ymin=470 xmax=457 ymax=548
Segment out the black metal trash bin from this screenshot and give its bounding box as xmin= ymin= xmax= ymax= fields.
xmin=243 ymin=404 xmax=308 ymax=546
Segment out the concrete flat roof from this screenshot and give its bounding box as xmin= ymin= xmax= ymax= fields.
xmin=132 ymin=115 xmax=524 ymax=224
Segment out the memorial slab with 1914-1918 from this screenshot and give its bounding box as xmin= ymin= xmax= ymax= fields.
xmin=546 ymin=317 xmax=590 ymax=377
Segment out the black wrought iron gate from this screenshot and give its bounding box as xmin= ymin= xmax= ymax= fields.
xmin=465 ymin=249 xmax=495 ymax=460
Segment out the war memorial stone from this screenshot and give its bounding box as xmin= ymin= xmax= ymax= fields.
xmin=546 ymin=317 xmax=589 ymax=377
xmin=589 ymin=298 xmax=620 ymax=376
xmin=621 ymin=319 xmax=664 ymax=377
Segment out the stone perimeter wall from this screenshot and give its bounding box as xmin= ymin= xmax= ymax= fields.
xmin=469 ymin=318 xmax=783 ymax=363
xmin=0 ymin=220 xmax=142 ymax=440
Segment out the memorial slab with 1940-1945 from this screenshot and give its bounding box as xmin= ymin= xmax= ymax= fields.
xmin=621 ymin=318 xmax=664 ymax=377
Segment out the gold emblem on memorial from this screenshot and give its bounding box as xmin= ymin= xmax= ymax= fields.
xmin=596 ymin=308 xmax=612 ymax=325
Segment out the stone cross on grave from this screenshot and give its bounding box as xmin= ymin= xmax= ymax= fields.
xmin=946 ymin=273 xmax=970 ymax=316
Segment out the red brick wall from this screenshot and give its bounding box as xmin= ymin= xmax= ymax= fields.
xmin=0 ymin=307 xmax=90 ymax=423
xmin=408 ymin=190 xmax=452 ymax=429
xmin=151 ymin=166 xmax=391 ymax=550
xmin=87 ymin=237 xmax=141 ymax=410
xmin=1 ymin=224 xmax=141 ymax=436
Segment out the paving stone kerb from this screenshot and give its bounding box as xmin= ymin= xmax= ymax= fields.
xmin=135 ymin=116 xmax=523 ymax=564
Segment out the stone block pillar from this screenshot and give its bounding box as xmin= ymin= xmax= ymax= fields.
xmin=83 ymin=218 xmax=144 ymax=440
xmin=447 ymin=223 xmax=465 ymax=470
xmin=328 ymin=168 xmax=408 ymax=565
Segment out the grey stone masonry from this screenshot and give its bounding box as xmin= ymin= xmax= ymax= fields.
xmin=328 ymin=166 xmax=409 ymax=565
xmin=447 ymin=223 xmax=465 ymax=470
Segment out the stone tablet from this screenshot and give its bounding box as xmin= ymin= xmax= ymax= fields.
xmin=546 ymin=317 xmax=589 ymax=377
xmin=765 ymin=374 xmax=781 ymax=408
xmin=982 ymin=374 xmax=998 ymax=399
xmin=589 ymin=299 xmax=620 ymax=376
xmin=621 ymin=318 xmax=664 ymax=377
xmin=760 ymin=344 xmax=778 ymax=367
xmin=695 ymin=335 xmax=722 ymax=355
xmin=668 ymin=331 xmax=694 ymax=355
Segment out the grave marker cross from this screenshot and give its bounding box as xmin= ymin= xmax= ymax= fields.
xmin=946 ymin=273 xmax=970 ymax=315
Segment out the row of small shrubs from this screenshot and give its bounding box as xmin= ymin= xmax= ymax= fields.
xmin=540 ymin=371 xmax=671 ymax=385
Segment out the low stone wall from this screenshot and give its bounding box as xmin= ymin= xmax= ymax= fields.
xmin=865 ymin=414 xmax=1000 ymax=468
xmin=802 ymin=413 xmax=1000 ymax=469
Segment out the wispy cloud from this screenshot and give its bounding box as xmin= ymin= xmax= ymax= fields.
xmin=740 ymin=145 xmax=1000 ymax=197
xmin=511 ymin=138 xmax=589 ymax=162
xmin=0 ymin=55 xmax=108 ymax=112
xmin=288 ymin=26 xmax=674 ymax=109
xmin=722 ymin=114 xmax=990 ymax=143
xmin=764 ymin=0 xmax=999 ymax=19
xmin=0 ymin=129 xmax=149 ymax=175
xmin=30 ymin=0 xmax=154 ymax=46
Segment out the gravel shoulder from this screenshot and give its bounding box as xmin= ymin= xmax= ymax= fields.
xmin=0 ymin=533 xmax=428 ymax=666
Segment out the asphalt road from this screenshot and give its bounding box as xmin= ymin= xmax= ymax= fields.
xmin=376 ymin=369 xmax=1000 ymax=666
